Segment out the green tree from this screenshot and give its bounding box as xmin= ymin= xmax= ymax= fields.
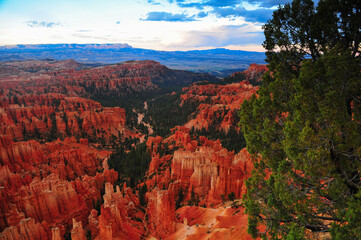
xmin=239 ymin=0 xmax=361 ymax=238
xmin=108 ymin=142 xmax=151 ymax=187
xmin=228 ymin=192 xmax=236 ymax=202
xmin=175 ymin=186 xmax=184 ymax=209
xmin=139 ymin=184 xmax=148 ymax=206
xmin=188 ymin=187 xmax=200 ymax=206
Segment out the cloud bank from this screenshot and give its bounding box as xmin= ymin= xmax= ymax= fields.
xmin=26 ymin=21 xmax=61 ymax=28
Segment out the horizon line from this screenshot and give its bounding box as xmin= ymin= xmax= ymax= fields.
xmin=0 ymin=42 xmax=266 ymax=53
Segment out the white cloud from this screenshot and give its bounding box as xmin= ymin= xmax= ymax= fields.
xmin=160 ymin=23 xmax=264 ymax=50
xmin=26 ymin=20 xmax=61 ymax=28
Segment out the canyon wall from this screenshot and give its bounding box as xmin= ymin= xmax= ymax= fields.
xmin=181 ymin=81 xmax=258 ymax=132
xmin=142 ymin=128 xmax=255 ymax=239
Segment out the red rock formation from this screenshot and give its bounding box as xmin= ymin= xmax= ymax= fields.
xmin=16 ymin=174 xmax=87 ymax=226
xmin=0 ymin=137 xmax=111 ymax=182
xmin=179 ymin=64 xmax=265 ymax=133
xmin=231 ymin=63 xmax=268 ymax=84
xmin=143 ymin=128 xmax=255 ymax=239
xmin=0 ymin=93 xmax=132 ymax=143
xmin=169 ymin=204 xmax=254 ymax=240
xmin=0 ymin=60 xmax=215 ymax=97
xmin=0 ymin=169 xmax=117 ymax=239
xmin=87 ymin=210 xmax=99 ymax=239
xmin=0 ymin=59 xmax=262 ymax=239
xmin=0 ymin=218 xmax=49 ymax=240
xmin=71 ymin=219 xmax=86 ymax=240
xmin=208 ymin=148 xmax=253 ymax=200
xmin=51 ymin=227 xmax=61 ymax=240
xmin=0 ymin=91 xmax=129 ymax=240
xmin=146 ymin=188 xmax=176 ymax=239
xmin=167 ymin=131 xmax=252 ymax=201
xmin=181 ymin=81 xmax=258 ymax=132
xmin=97 ymin=183 xmax=145 ymax=240
xmin=0 ymin=136 xmax=118 ymax=238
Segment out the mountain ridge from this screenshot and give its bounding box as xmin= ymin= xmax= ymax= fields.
xmin=0 ymin=44 xmax=266 ymax=77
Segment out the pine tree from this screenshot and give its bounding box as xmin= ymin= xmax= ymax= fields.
xmin=175 ymin=186 xmax=184 ymax=209
xmin=228 ymin=192 xmax=235 ymax=202
xmin=239 ymin=0 xmax=361 ymax=238
xmin=139 ymin=184 xmax=148 ymax=206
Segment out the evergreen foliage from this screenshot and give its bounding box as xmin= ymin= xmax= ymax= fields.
xmin=239 ymin=0 xmax=361 ymax=238
xmin=221 ymin=72 xmax=247 ymax=85
xmin=222 ymin=71 xmax=263 ymax=86
xmin=175 ymin=186 xmax=184 ymax=209
xmin=227 ymin=192 xmax=235 ymax=202
xmin=138 ymin=184 xmax=148 ymax=206
xmin=144 ymin=91 xmax=198 ymax=137
xmin=47 ymin=112 xmax=58 ymax=141
xmin=187 ymin=187 xmax=200 ymax=206
xmin=94 ymin=89 xmax=198 ymax=137
xmin=108 ymin=142 xmax=151 ymax=188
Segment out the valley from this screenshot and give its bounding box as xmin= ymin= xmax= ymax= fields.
xmin=0 ymin=59 xmax=265 ymax=239
xmin=1 ymin=0 xmax=358 ymax=238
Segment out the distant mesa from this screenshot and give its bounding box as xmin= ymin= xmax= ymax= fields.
xmin=0 ymin=43 xmax=132 ymax=50
xmin=0 ymin=59 xmax=218 ymax=98
xmin=0 ymin=43 xmax=265 ymax=76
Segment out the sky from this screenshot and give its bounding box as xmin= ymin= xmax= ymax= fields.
xmin=0 ymin=0 xmax=290 ymax=51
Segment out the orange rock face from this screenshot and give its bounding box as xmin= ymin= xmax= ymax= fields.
xmin=0 ymin=60 xmax=145 ymax=239
xmin=179 ymin=64 xmax=266 ymax=133
xmin=0 ymin=218 xmax=49 ymax=240
xmin=0 ymin=60 xmax=216 ymax=97
xmin=0 ymin=60 xmax=262 ymax=239
xmin=0 ymin=60 xmax=156 ymax=96
xmin=97 ymin=183 xmax=145 ymax=240
xmin=169 ymin=204 xmax=254 ymax=240
xmin=146 ymin=188 xmax=176 ymax=239
xmin=231 ymin=63 xmax=268 ymax=84
xmin=0 ymin=134 xmax=118 ymax=238
xmin=143 ymin=128 xmax=255 ymax=239
xmin=71 ymin=219 xmax=86 ymax=240
xmin=0 ymin=93 xmax=132 ymax=143
xmin=156 ymin=128 xmax=252 ymax=201
xmin=181 ymin=81 xmax=258 ymax=132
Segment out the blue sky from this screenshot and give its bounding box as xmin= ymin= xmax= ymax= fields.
xmin=0 ymin=0 xmax=290 ymax=51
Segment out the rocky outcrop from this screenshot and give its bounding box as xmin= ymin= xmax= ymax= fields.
xmin=0 ymin=218 xmax=49 ymax=240
xmin=0 ymin=60 xmax=217 ymax=97
xmin=0 ymin=135 xmax=117 ymax=238
xmin=0 ymin=137 xmax=111 ymax=182
xmin=228 ymin=63 xmax=268 ymax=85
xmin=146 ymin=188 xmax=176 ymax=239
xmin=51 ymin=227 xmax=61 ymax=240
xmin=208 ymin=148 xmax=253 ymax=200
xmin=0 ymin=169 xmax=117 ymax=239
xmin=0 ymin=174 xmax=87 ymax=237
xmin=169 ymin=132 xmax=252 ymax=201
xmin=179 ymin=65 xmax=264 ymax=133
xmin=144 ymin=128 xmax=255 ymax=239
xmin=71 ymin=219 xmax=86 ymax=240
xmin=238 ymin=63 xmax=268 ymax=83
xmin=97 ymin=183 xmax=145 ymax=240
xmin=181 ymin=81 xmax=258 ymax=132
xmin=0 ymin=93 xmax=131 ymax=143
xmin=169 ymin=204 xmax=253 ymax=240
xmin=0 ymin=59 xmax=261 ymax=239
xmin=16 ymin=174 xmax=87 ymax=226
